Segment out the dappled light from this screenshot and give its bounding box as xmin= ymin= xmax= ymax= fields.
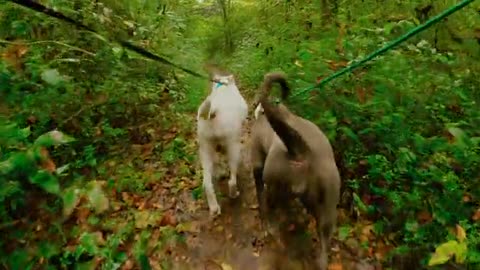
xmin=1 ymin=0 xmax=480 ymax=269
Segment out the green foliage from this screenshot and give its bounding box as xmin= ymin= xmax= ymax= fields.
xmin=0 ymin=120 xmax=72 ymax=219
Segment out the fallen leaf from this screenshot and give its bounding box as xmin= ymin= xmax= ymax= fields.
xmin=121 ymin=259 xmax=134 ymax=270
xmin=428 ymin=240 xmax=467 ymax=266
xmin=41 ymin=69 xmax=64 ymax=85
xmin=328 ymin=263 xmax=343 ymax=270
xmin=86 ymin=181 xmax=109 ymax=214
xmin=221 ymin=263 xmax=233 ymax=270
xmin=135 ymin=210 xmax=161 ymax=229
xmin=214 ymin=225 xmax=224 ymax=232
xmin=40 ymin=148 xmax=56 ymax=173
xmin=472 ymin=209 xmax=480 ymax=221
xmin=2 ymin=42 xmax=28 ymax=71
xmin=91 ymin=231 xmax=106 ymax=246
xmin=204 ymin=260 xmax=222 ymax=270
xmin=27 ymin=115 xmax=37 ymax=124
xmin=417 ymin=210 xmax=433 ymax=224
xmin=374 ymin=240 xmax=392 ymax=261
xmin=356 ymin=87 xmax=367 ymax=104
xmin=455 ymin=224 xmax=466 ymax=242
xmin=137 ymin=200 xmax=146 ymax=210
xmin=359 ymin=224 xmax=374 ymax=242
xmin=159 ymin=210 xmax=177 ymax=227
xmin=76 ymin=207 xmax=91 ymax=224
xmin=176 ymin=221 xmax=201 ymax=233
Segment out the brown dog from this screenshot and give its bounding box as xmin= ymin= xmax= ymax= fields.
xmin=250 ymin=72 xmax=341 ymax=270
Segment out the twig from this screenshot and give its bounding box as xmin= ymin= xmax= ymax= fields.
xmin=0 ymin=39 xmax=95 ymax=56
xmin=59 ymin=100 xmax=112 ymax=126
xmin=0 ymin=219 xmax=23 ymax=230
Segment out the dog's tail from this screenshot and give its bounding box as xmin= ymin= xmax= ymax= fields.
xmin=260 ymin=72 xmax=291 ymax=101
xmin=260 ymin=74 xmax=309 ymax=158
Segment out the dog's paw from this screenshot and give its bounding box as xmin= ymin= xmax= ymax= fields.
xmin=228 ymin=184 xmax=240 ymax=199
xmin=209 ymin=204 xmax=221 ymax=217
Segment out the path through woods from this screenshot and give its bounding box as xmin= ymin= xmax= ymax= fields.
xmin=141 ymin=116 xmax=376 ymax=270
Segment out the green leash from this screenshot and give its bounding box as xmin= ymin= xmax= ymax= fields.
xmin=290 ymin=0 xmax=476 ymax=100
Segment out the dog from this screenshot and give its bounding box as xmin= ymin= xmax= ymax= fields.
xmin=250 ymin=72 xmax=340 ymax=269
xmin=196 ymin=68 xmax=248 ymax=216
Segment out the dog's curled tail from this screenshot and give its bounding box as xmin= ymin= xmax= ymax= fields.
xmin=260 ymin=74 xmax=309 ymax=159
xmin=260 ymin=72 xmax=291 ymax=101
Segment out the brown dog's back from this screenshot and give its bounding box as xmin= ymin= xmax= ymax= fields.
xmin=251 ymin=72 xmax=340 ymax=270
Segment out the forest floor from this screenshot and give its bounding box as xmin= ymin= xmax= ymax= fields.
xmin=128 ymin=114 xmax=381 ymax=270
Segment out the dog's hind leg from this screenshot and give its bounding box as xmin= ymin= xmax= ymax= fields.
xmin=226 ymin=137 xmax=241 ymax=198
xmin=316 ymin=208 xmax=335 ymax=270
xmin=253 ymin=166 xmax=264 ymax=216
xmin=199 ymin=138 xmax=221 ymax=216
xmin=302 ymin=195 xmax=336 ymax=270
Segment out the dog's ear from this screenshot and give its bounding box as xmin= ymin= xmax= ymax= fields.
xmin=254 ymin=103 xmax=264 ymax=119
xmin=227 ymin=75 xmax=235 ymax=84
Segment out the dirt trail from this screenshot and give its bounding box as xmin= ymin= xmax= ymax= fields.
xmin=150 ymin=118 xmax=369 ymax=270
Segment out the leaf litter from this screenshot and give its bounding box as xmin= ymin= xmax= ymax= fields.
xmin=16 ymin=114 xmax=389 ymax=270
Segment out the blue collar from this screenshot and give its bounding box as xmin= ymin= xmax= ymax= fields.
xmin=215 ymin=82 xmax=224 ymax=89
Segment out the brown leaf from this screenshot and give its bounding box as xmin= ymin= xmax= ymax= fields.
xmin=76 ymin=207 xmax=91 ymax=224
xmin=359 ymin=224 xmax=374 ymax=242
xmin=204 ymin=260 xmax=222 ymax=270
xmin=328 ymin=263 xmax=343 ymax=270
xmin=27 ymin=115 xmax=37 ymax=125
xmin=463 ymin=194 xmax=472 ymax=202
xmin=121 ymin=259 xmax=134 ymax=270
xmin=417 ymin=210 xmax=433 ymax=224
xmin=159 ymin=210 xmax=177 ymax=227
xmin=2 ymin=42 xmax=28 ymax=72
xmin=137 ymin=200 xmax=146 ymax=210
xmin=373 ymin=240 xmax=393 ymax=261
xmin=472 ymin=209 xmax=480 ymax=221
xmin=356 ymin=87 xmax=367 ymax=104
xmin=121 ymin=192 xmax=131 ymax=203
xmin=455 ymin=224 xmax=466 ymax=242
xmin=39 ymin=147 xmax=56 ymax=173
xmin=92 ymin=231 xmax=106 ymax=246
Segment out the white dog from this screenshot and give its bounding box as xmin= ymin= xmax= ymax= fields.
xmin=196 ymin=73 xmax=248 ymax=216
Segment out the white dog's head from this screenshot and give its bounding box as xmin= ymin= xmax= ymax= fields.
xmin=212 ymin=74 xmax=235 ymax=91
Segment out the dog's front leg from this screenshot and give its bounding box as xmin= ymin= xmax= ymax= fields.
xmin=199 ymin=139 xmax=221 ymax=216
xmin=226 ymin=137 xmax=241 ymax=198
